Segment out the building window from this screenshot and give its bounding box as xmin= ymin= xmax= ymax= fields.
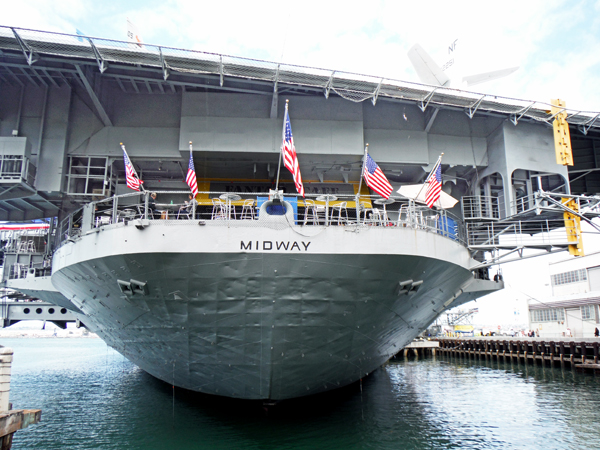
xmin=530 ymin=308 xmax=565 ymax=323
xmin=550 ymin=269 xmax=588 ymax=286
xmin=581 ymin=305 xmax=595 ymax=320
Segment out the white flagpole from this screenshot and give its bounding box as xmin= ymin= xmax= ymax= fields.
xmin=189 ymin=141 xmax=197 ymax=217
xmin=356 ymin=143 xmax=369 ymax=224
xmin=274 ymin=99 xmax=289 ymax=193
xmin=120 ymin=142 xmax=145 ymax=192
xmin=416 ymin=153 xmax=443 ymax=201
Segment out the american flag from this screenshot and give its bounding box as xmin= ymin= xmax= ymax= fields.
xmin=121 ymin=144 xmax=143 ymax=191
xmin=425 ymin=162 xmax=442 ymax=208
xmin=186 ymin=144 xmax=198 ymax=196
xmin=363 ymin=153 xmax=393 ymax=199
xmin=282 ymin=108 xmax=305 ymax=197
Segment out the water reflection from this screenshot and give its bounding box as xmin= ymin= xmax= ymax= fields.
xmin=4 ymin=339 xmax=600 ymax=450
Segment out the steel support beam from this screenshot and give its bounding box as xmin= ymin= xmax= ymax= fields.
xmin=510 ymin=102 xmax=535 ymax=126
xmin=16 ymin=198 xmax=44 ymax=214
xmin=3 ymin=67 xmax=24 ymax=87
xmin=115 ymin=77 xmax=127 ymax=92
xmin=75 ymin=65 xmax=113 ymax=127
xmin=159 ymin=47 xmax=170 ymax=81
xmin=19 ymin=67 xmax=38 ymax=87
xmin=371 ymin=79 xmax=383 ymax=106
xmin=270 ymin=65 xmax=280 ymax=119
xmin=424 ymin=107 xmax=439 ymax=133
xmin=11 ymin=28 xmax=38 ymax=65
xmin=41 ymin=68 xmax=60 ymax=87
xmin=130 ymin=78 xmax=140 ymax=93
xmin=108 ymin=73 xmax=272 ymax=96
xmin=324 ymin=71 xmax=335 ymax=99
xmin=466 ymin=95 xmax=485 ymax=119
xmin=30 ymin=68 xmax=48 ymax=87
xmin=87 ymin=38 xmax=108 ymax=73
xmin=579 ymin=113 xmax=600 ymax=136
xmin=419 ymin=88 xmax=438 ymax=112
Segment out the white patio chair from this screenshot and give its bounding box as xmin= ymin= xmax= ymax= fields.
xmin=240 ymin=199 xmax=255 ymax=220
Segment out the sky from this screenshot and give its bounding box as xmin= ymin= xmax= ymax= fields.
xmin=2 ymin=0 xmax=600 ymax=112
xmin=3 ymin=0 xmax=600 ymax=328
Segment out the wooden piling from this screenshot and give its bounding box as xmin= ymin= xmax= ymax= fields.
xmin=434 ymin=337 xmax=600 ymax=372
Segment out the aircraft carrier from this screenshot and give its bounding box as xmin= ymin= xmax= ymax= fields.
xmin=1 ymin=26 xmax=600 ymax=399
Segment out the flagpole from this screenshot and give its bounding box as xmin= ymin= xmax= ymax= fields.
xmin=356 ymin=143 xmax=368 ymax=224
xmin=416 ymin=153 xmax=443 ymax=201
xmin=120 ymin=142 xmax=145 ymax=192
xmin=189 ymin=141 xmax=197 ymax=218
xmin=274 ymin=99 xmax=289 ymax=193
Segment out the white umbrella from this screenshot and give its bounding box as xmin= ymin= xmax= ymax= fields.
xmin=397 ymin=184 xmax=458 ymax=209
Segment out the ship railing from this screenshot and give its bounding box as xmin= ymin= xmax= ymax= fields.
xmin=53 ymin=190 xmax=468 ymax=248
xmin=7 ymin=259 xmax=52 ymax=280
xmin=0 ymin=154 xmax=36 ymax=187
xmin=465 ymin=218 xmax=573 ymax=250
xmin=55 ymin=206 xmax=84 ymax=249
xmin=1 ymin=231 xmax=49 ymax=254
xmin=461 ymin=196 xmax=501 ymax=221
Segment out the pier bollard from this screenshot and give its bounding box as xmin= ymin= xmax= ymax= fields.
xmin=0 ymin=347 xmax=12 ymax=412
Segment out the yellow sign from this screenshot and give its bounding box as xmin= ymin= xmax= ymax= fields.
xmin=563 ymin=197 xmax=584 ymax=256
xmin=454 ymin=325 xmax=474 ymax=332
xmin=551 ymin=99 xmax=573 ymax=166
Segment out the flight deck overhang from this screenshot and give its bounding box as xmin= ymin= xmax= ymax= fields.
xmin=1 ymin=25 xmax=599 ymax=133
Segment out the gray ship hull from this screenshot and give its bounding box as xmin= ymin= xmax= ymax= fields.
xmin=51 ymin=220 xmax=490 ymax=400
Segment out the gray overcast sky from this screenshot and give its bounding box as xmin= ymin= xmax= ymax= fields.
xmin=4 ymin=0 xmax=600 ymax=327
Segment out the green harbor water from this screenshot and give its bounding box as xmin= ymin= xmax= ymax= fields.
xmin=2 ymin=337 xmax=600 ymax=449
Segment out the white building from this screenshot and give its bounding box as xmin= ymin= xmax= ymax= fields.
xmin=528 ymin=252 xmax=600 ymax=338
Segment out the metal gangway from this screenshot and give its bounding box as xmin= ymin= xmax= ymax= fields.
xmin=463 ymin=191 xmax=600 ymax=267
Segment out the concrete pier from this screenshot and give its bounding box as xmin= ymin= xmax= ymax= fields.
xmin=0 ymin=347 xmax=41 ymax=450
xmin=400 ymin=340 xmax=440 ymax=358
xmin=436 ymin=337 xmax=600 ymax=372
xmin=0 ymin=348 xmax=12 ymax=413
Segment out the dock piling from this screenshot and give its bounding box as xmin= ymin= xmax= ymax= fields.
xmin=434 ymin=337 xmax=600 ymax=373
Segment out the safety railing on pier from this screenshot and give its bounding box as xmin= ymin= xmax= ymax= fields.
xmin=53 ymin=190 xmax=467 ymax=249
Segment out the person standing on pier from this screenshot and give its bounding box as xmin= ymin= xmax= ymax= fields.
xmin=595 ymin=327 xmax=599 ymax=337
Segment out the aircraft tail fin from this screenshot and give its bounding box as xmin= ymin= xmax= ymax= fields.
xmin=407 ymin=44 xmax=450 ymax=87
xmin=127 ymin=18 xmax=144 ymax=48
xmin=463 ymin=67 xmax=519 ymax=87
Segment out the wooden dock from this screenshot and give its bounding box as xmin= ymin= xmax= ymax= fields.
xmin=434 ymin=337 xmax=600 ymax=372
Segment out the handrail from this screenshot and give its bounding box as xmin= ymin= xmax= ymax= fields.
xmin=52 ymin=190 xmax=467 ymax=250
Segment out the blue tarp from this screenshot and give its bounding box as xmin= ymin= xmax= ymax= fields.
xmin=437 ymin=216 xmax=458 ymax=240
